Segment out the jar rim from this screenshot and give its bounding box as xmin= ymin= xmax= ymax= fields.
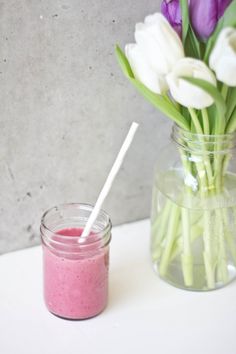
xmin=172 ymin=124 xmax=236 ymax=139
xmin=171 ymin=124 xmax=236 ymax=153
xmin=40 ymin=202 xmax=112 ymax=246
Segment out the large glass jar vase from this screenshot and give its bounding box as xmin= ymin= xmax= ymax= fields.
xmin=151 ymin=125 xmax=236 ymax=291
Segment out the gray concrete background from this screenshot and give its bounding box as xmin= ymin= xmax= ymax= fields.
xmin=0 ymin=0 xmax=170 ymax=254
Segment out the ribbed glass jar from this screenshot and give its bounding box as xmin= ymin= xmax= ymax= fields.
xmin=151 ymin=125 xmax=236 ymax=291
xmin=41 ymin=203 xmax=112 ymax=319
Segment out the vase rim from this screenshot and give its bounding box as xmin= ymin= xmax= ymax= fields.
xmin=171 ymin=124 xmax=236 ymax=152
xmin=172 ymin=124 xmax=236 ymax=139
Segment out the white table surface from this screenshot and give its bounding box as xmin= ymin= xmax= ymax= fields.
xmin=0 ymin=219 xmax=236 ymax=354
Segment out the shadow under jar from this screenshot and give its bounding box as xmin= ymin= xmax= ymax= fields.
xmin=151 ymin=125 xmax=236 ymax=291
xmin=40 ymin=203 xmax=112 ymax=320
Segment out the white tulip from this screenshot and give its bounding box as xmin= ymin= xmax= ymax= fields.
xmin=166 ymin=58 xmax=217 ymax=109
xmin=209 ymin=27 xmax=236 ymax=87
xmin=125 ymin=13 xmax=184 ymax=94
xmin=125 ymin=44 xmax=167 ymax=94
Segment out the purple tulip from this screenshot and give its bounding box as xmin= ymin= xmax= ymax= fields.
xmin=189 ymin=0 xmax=232 ymax=40
xmin=161 ymin=0 xmax=182 ymax=37
xmin=161 ymin=0 xmax=232 ymax=41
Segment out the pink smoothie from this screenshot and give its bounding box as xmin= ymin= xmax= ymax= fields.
xmin=43 ymin=228 xmax=109 ymax=319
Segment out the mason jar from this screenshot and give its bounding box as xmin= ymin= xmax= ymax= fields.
xmin=40 ymin=203 xmax=112 ymax=319
xmin=151 ymin=125 xmax=236 ymax=291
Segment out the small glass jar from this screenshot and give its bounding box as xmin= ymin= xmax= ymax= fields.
xmin=40 ymin=203 xmax=112 ymax=320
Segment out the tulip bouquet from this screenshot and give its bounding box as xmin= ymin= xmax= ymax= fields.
xmin=116 ymin=0 xmax=236 ymax=290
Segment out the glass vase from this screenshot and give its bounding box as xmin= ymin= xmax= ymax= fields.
xmin=151 ymin=125 xmax=236 ymax=291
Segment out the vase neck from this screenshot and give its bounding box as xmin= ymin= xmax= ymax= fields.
xmin=171 ymin=125 xmax=236 ymax=154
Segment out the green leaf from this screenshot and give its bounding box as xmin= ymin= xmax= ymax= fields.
xmin=130 ymin=78 xmax=189 ymax=130
xmin=226 ymin=107 xmax=236 ymax=133
xmin=115 ymin=45 xmax=134 ymax=79
xmin=207 ymin=104 xmax=217 ymax=134
xmin=182 ymin=77 xmax=226 ymax=115
xmin=185 ymin=25 xmax=201 ymax=58
xmin=226 ymin=87 xmax=236 ymax=122
xmin=180 ymin=0 xmax=189 ymax=44
xmin=181 ymin=77 xmax=226 ymax=133
xmin=180 ymin=1 xmax=201 ymax=59
xmin=181 ymin=106 xmax=191 ymax=124
xmin=204 ymin=0 xmax=236 ymax=62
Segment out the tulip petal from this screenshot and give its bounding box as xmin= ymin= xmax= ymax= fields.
xmin=134 ymin=21 xmax=169 ymax=74
xmin=213 ymin=56 xmax=236 ymax=86
xmin=181 ymin=76 xmax=227 ymax=128
xmin=189 ymin=0 xmax=232 ymax=41
xmin=167 ymin=58 xmax=216 ymax=109
xmin=210 ymin=27 xmax=236 ymax=86
xmin=135 ymin=13 xmax=184 ymax=75
xmin=161 ymin=0 xmax=182 ymax=37
xmin=125 ymin=43 xmax=168 ymax=94
xmin=190 ymin=0 xmax=217 ymax=40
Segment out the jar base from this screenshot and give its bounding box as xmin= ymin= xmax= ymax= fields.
xmin=48 ymin=304 xmax=107 ymax=321
xmin=152 ymin=261 xmax=236 ymax=291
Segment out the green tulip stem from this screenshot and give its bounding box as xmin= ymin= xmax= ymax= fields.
xmin=217 ymin=209 xmax=229 ymax=284
xmin=201 ymin=108 xmax=210 ymax=135
xmin=171 ymin=224 xmax=203 ymax=262
xmin=151 ymin=200 xmax=172 ymax=255
xmin=188 ymin=107 xmax=214 ymax=185
xmin=221 ymin=84 xmax=229 ymax=101
xmin=181 ymin=207 xmax=193 ymax=286
xmin=188 ymin=107 xmax=203 ymax=134
xmin=203 ymin=210 xmax=216 ymax=289
xmin=159 ymin=203 xmax=180 ymax=277
xmin=187 ymin=107 xmax=216 ymax=288
xmin=179 ymin=152 xmax=194 ymax=286
xmin=226 ymin=109 xmax=236 ymax=133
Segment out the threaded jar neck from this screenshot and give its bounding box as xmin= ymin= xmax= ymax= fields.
xmin=171 ymin=125 xmax=236 ymax=154
xmin=40 ymin=203 xmax=112 ymax=255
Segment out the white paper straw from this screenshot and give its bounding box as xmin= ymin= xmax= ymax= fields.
xmin=79 ymin=122 xmax=139 ymax=242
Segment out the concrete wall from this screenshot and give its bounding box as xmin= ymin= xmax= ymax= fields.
xmin=0 ymin=0 xmax=170 ymax=254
